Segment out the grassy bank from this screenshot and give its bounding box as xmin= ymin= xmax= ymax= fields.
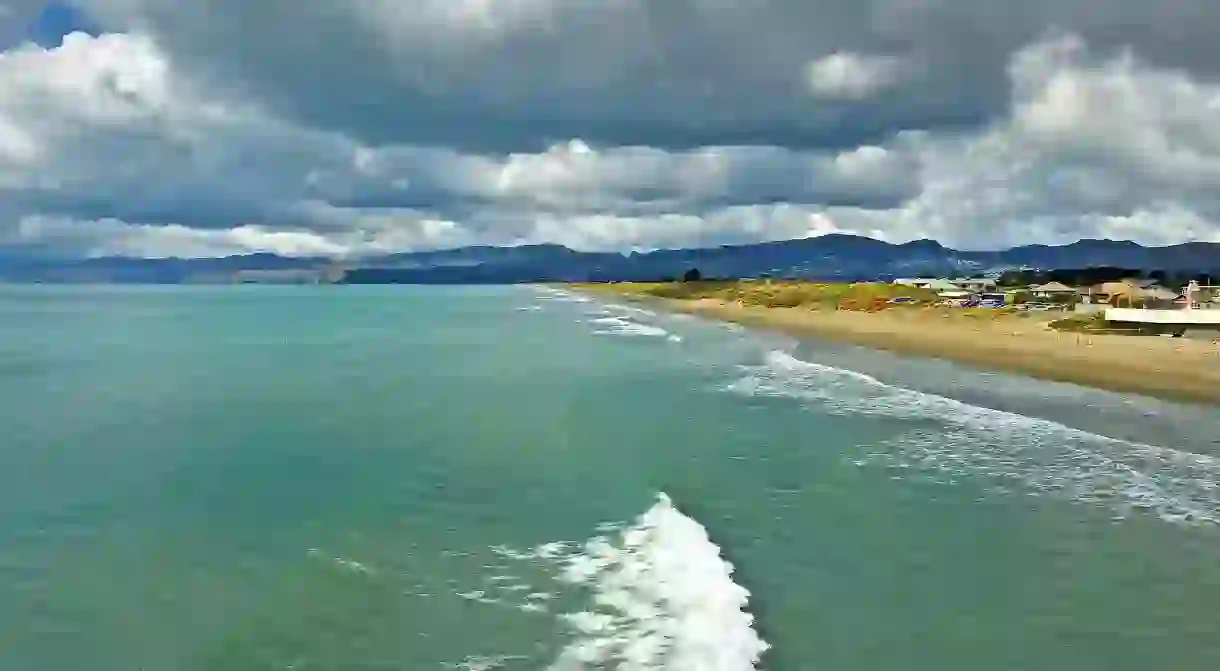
xmin=573 ymin=280 xmax=939 ymax=310
xmin=573 ymin=280 xmax=1032 ymax=321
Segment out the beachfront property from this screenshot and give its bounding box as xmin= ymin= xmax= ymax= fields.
xmin=1028 ymin=281 xmax=1078 ymax=300
xmin=1104 ymin=281 xmax=1220 ymax=334
xmin=892 ymin=277 xmax=960 ymax=292
xmin=952 ymin=277 xmax=998 ymax=292
xmin=893 ymin=276 xmax=1015 ymax=305
xmin=890 ymin=276 xmax=1217 ymax=318
xmin=1080 ymin=280 xmax=1179 ymax=306
xmin=892 ymin=277 xmax=996 ymax=293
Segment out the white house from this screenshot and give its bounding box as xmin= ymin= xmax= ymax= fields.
xmin=893 ymin=278 xmax=962 ymax=292
xmin=952 ymin=277 xmax=998 ymax=292
xmin=1028 ymin=281 xmax=1077 ymax=299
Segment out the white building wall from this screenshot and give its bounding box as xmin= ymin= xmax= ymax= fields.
xmin=1105 ymin=308 xmax=1220 ymax=325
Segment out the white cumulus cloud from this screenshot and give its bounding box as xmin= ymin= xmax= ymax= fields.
xmin=1 ymin=16 xmax=1219 ymax=257
xmin=805 ymin=51 xmax=904 ymax=100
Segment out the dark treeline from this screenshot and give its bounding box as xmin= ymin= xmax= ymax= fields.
xmin=997 ymin=267 xmax=1220 ymax=287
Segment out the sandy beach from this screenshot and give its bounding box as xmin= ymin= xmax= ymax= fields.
xmin=648 ymin=297 xmax=1220 ymax=406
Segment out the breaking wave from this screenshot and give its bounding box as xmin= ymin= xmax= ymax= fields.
xmin=728 ymin=350 xmax=1220 ymax=526
xmin=601 ymin=303 xmax=658 ymax=318
xmin=547 ymin=494 xmax=766 ymax=670
xmin=459 ymin=494 xmax=767 ymax=670
xmin=588 ymin=315 xmax=680 ymax=341
xmin=533 ymin=287 xmax=591 ymax=303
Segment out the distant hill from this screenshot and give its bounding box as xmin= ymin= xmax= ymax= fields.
xmin=1 ymin=235 xmax=1218 ymax=284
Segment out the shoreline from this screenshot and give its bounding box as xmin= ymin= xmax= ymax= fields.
xmin=626 ymin=295 xmax=1220 ymax=407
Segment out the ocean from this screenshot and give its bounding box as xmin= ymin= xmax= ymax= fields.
xmin=3 ymin=284 xmax=1220 ymax=670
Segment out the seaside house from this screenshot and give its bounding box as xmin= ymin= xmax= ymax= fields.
xmin=1029 ymin=281 xmax=1077 ymax=300
xmin=1137 ymin=286 xmax=1180 ymax=308
xmin=1081 ymin=280 xmax=1136 ymax=304
xmin=1172 ymin=283 xmax=1220 ymax=309
xmin=1084 ymin=280 xmax=1179 ymax=307
xmin=893 ymin=278 xmax=961 ymax=292
xmin=952 ymin=277 xmax=997 ymax=292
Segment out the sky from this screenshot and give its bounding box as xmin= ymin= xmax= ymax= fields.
xmin=1 ymin=1 xmax=1220 ymax=258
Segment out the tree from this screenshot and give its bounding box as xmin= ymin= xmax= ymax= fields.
xmin=682 ymin=267 xmax=702 ymax=282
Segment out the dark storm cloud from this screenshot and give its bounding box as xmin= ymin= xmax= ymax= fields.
xmin=78 ymin=0 xmax=1220 ymax=151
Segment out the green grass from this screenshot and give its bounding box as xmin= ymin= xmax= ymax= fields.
xmin=572 ymin=280 xmax=940 ymax=311
xmin=1048 ymin=313 xmax=1154 ymax=336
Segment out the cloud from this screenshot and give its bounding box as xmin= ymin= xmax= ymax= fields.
xmin=879 ymin=34 xmax=1220 ymax=249
xmin=12 ymin=215 xmax=351 ymax=258
xmin=73 ymin=0 xmax=1220 ymax=151
xmin=0 ymin=29 xmax=920 ymax=254
xmin=805 ymin=52 xmax=903 ymax=100
xmin=2 ymin=5 xmax=1220 ymax=257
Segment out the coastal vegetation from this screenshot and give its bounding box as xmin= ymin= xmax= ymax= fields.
xmin=1046 ymin=313 xmax=1110 ymax=333
xmin=575 ymin=280 xmax=937 ymax=310
xmin=571 ymin=280 xmax=1054 ymax=317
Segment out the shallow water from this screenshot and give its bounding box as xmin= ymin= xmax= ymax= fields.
xmin=2 ymin=284 xmax=1219 ymax=670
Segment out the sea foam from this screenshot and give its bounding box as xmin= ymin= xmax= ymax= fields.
xmin=546 ymin=493 xmax=768 ymax=671
xmin=589 ymin=316 xmax=676 ymax=340
xmin=729 ymin=350 xmax=1220 ymax=526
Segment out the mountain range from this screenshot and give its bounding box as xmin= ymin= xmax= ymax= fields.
xmin=2 ymin=235 xmax=1218 ymax=284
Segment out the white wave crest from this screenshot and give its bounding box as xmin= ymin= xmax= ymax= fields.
xmin=604 ymin=303 xmax=658 ymax=318
xmin=729 ymin=351 xmax=1220 ymax=526
xmin=533 ymin=288 xmax=590 ymax=303
xmin=546 ymin=493 xmax=768 ymax=671
xmin=590 ymin=316 xmax=676 ymax=340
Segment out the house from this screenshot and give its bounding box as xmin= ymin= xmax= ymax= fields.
xmin=952 ymin=277 xmax=997 ymax=292
xmin=1028 ymin=281 xmax=1077 ymax=299
xmin=893 ymin=278 xmax=962 ymax=292
xmin=1083 ymin=280 xmax=1177 ymax=306
xmin=1142 ymin=285 xmax=1179 ymax=301
xmin=1081 ymin=280 xmax=1137 ymax=304
xmin=1170 ymin=284 xmax=1220 ymax=309
xmin=937 ymin=290 xmax=973 ymax=299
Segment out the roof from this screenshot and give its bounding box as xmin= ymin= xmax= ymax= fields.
xmin=893 ymin=278 xmax=960 ymax=291
xmin=1094 ymin=280 xmax=1143 ymax=295
xmin=1141 ymin=286 xmax=1179 ymax=300
xmin=1030 ymin=281 xmax=1075 ymax=292
xmin=923 ymin=279 xmax=964 ymax=291
xmin=1092 ymin=281 xmax=1178 ymax=300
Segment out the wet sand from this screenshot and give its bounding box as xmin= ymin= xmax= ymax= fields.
xmin=657 ymin=298 xmax=1220 ymax=407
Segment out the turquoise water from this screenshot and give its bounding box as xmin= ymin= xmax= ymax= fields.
xmin=3 ymin=284 xmax=1220 ymax=670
